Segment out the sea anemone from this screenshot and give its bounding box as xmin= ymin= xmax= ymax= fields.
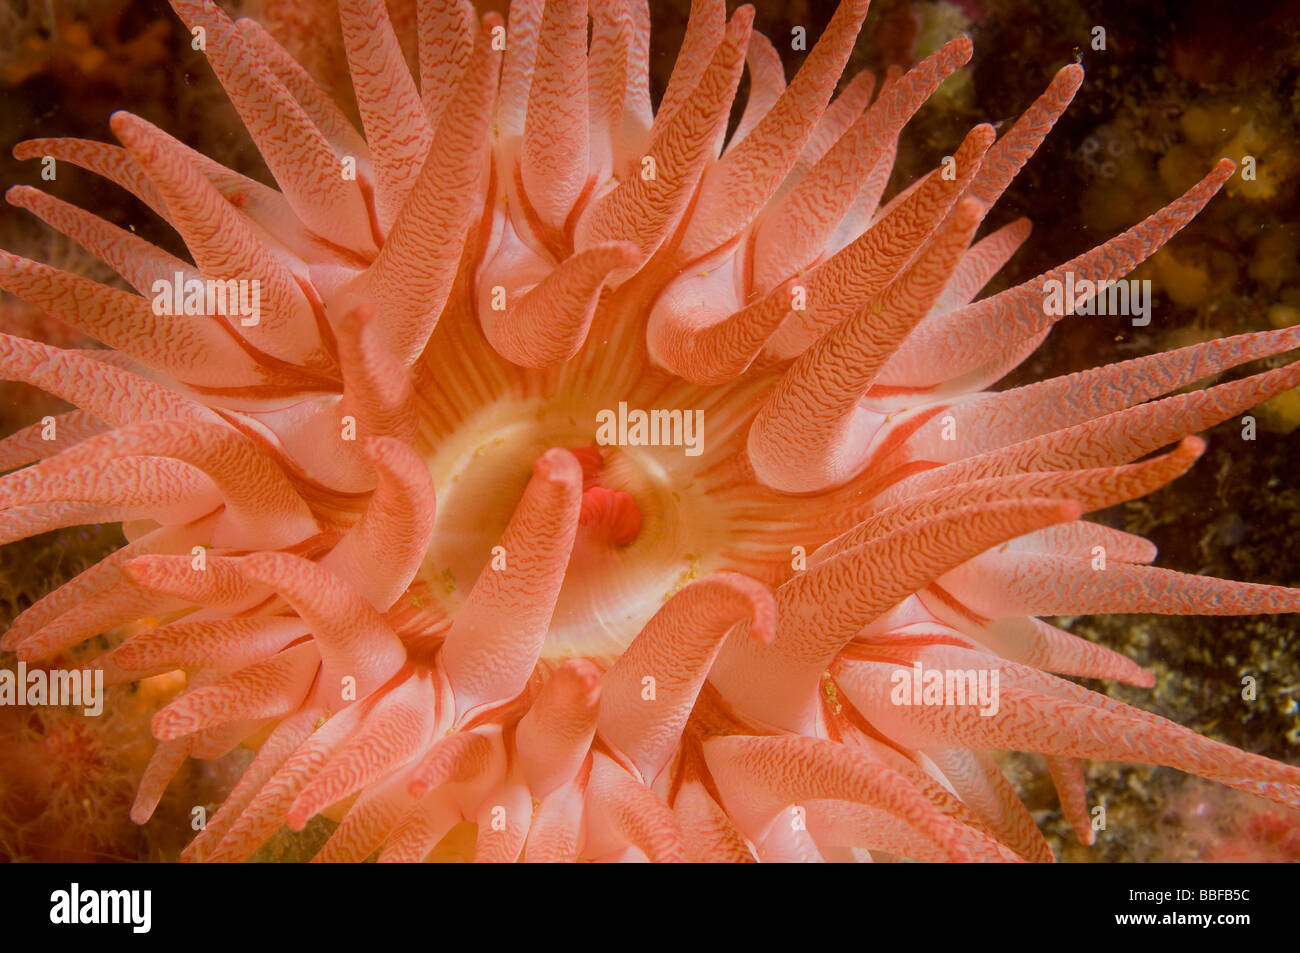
xmin=1 ymin=0 xmax=1298 ymax=863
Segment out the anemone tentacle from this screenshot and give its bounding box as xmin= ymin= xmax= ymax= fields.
xmin=1 ymin=0 xmax=1297 ymax=863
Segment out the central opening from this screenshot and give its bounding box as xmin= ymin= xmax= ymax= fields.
xmin=418 ymin=397 xmax=724 ymax=660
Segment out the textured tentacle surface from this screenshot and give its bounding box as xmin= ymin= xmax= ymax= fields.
xmin=441 ymin=448 xmax=583 ymax=719
xmin=2 ymin=0 xmax=1297 ymax=866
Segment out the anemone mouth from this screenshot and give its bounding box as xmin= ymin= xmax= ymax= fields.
xmin=3 ymin=0 xmax=1300 ymax=865
xmin=419 ymin=394 xmax=729 ymax=660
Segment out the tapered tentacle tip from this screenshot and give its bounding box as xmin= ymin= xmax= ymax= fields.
xmin=534 ymin=447 xmax=583 ymax=487
xmin=967 ymin=123 xmax=996 ymax=151
xmin=110 ymin=113 xmax=166 ymax=162
xmin=731 ymin=5 xmax=756 ymax=30
xmin=109 ymin=111 xmax=168 ymax=156
xmin=690 ymin=572 xmax=775 ymax=644
xmin=13 ymin=139 xmax=44 ymax=161
xmin=237 ymin=551 xmax=289 ymax=585
xmin=150 ymin=709 xmax=184 ymax=742
xmin=608 ymin=241 xmax=642 ymax=267
xmin=1058 ymin=62 xmax=1084 ymax=86
xmin=336 ymin=303 xmax=380 ymax=364
xmin=1008 ymin=217 xmax=1034 ymax=240
xmin=554 ymin=657 xmax=603 ymax=708
xmin=581 ymin=241 xmax=643 ymax=291
xmin=13 ymin=639 xmax=44 ymax=663
xmin=285 ymin=805 xmax=311 ymax=832
xmin=728 ymin=575 xmax=777 ymax=644
xmin=750 ymin=610 xmax=776 ymax=645
xmin=342 ymin=302 xmax=377 ymax=331
xmin=28 ymin=449 xmax=79 ymax=476
xmin=120 ymin=556 xmax=159 ymax=587
xmin=952 ymin=196 xmax=984 ymax=225
xmin=108 ymin=110 xmax=138 ymax=140
xmin=5 ymin=184 xmax=35 ymax=207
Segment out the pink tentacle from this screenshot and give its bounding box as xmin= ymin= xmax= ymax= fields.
xmin=599 ymin=572 xmax=774 ymax=782
xmin=441 ymin=448 xmax=582 ymax=720
xmin=516 ymin=658 xmax=601 ymax=797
